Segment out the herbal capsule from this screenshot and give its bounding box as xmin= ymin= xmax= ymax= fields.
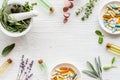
xmin=115 ymin=24 xmax=120 ymax=28
xmin=0 ymin=58 xmax=12 ymax=75
xmin=37 ymin=0 xmax=54 ymax=13
xmin=106 ymin=43 xmax=120 ymax=55
xmin=110 ymin=4 xmax=117 ymax=9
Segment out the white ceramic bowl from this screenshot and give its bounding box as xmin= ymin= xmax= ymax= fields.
xmin=0 ymin=2 xmax=33 ymax=37
xmin=50 ymin=63 xmax=81 ymax=80
xmin=99 ymin=0 xmax=120 ymax=34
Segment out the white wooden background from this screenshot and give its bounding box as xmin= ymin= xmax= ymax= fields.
xmin=0 ymin=0 xmax=120 ymax=80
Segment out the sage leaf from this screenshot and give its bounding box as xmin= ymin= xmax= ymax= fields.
xmin=83 ymin=57 xmax=102 ymax=80
xmin=95 ymin=30 xmax=103 ymax=37
xmin=98 ymin=56 xmax=102 ymax=73
xmin=87 ymin=61 xmax=98 ymax=76
xmin=95 ymin=30 xmax=104 ymax=44
xmin=98 ymin=37 xmax=103 ymax=44
xmin=2 ymin=43 xmax=15 ymax=56
xmin=111 ymin=57 xmax=116 ymax=64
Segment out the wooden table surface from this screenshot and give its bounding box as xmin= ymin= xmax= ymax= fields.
xmin=0 ymin=0 xmax=120 ymax=80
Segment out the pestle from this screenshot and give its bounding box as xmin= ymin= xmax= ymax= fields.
xmin=9 ymin=10 xmax=39 ymax=21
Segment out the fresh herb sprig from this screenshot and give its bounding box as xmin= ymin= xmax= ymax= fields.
xmin=2 ymin=43 xmax=15 ymax=56
xmin=0 ymin=0 xmax=8 ymax=20
xmin=95 ymin=30 xmax=104 ymax=44
xmin=82 ymin=57 xmax=103 ymax=80
xmin=103 ymin=57 xmax=116 ymax=71
xmin=24 ymin=2 xmax=37 ymax=12
xmin=75 ymin=0 xmax=99 ymax=21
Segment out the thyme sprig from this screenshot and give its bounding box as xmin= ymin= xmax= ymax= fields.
xmin=82 ymin=57 xmax=103 ymax=80
xmin=75 ymin=0 xmax=99 ymax=21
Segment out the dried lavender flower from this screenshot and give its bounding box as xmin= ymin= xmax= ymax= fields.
xmin=16 ymin=55 xmax=34 ymax=80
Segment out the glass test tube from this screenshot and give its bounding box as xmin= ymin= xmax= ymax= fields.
xmin=38 ymin=59 xmax=47 ymax=72
xmin=37 ymin=0 xmax=54 ymax=13
xmin=106 ymin=43 xmax=120 ymax=55
xmin=0 ymin=58 xmax=12 ymax=75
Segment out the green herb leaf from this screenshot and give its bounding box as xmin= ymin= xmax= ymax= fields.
xmin=98 ymin=56 xmax=102 ymax=73
xmin=103 ymin=66 xmax=111 ymax=70
xmin=111 ymin=57 xmax=116 ymax=64
xmin=0 ymin=0 xmax=8 ymax=19
xmin=98 ymin=37 xmax=103 ymax=44
xmin=2 ymin=43 xmax=15 ymax=56
xmin=83 ymin=57 xmax=102 ymax=80
xmin=95 ymin=30 xmax=104 ymax=44
xmin=82 ymin=70 xmax=98 ymax=78
xmin=103 ymin=66 xmax=116 ymax=71
xmin=103 ymin=57 xmax=117 ymax=71
xmin=95 ymin=30 xmax=103 ymax=36
xmin=87 ymin=61 xmax=98 ymax=76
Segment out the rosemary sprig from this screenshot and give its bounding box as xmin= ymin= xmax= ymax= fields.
xmin=82 ymin=57 xmax=103 ymax=80
xmin=75 ymin=0 xmax=99 ymax=21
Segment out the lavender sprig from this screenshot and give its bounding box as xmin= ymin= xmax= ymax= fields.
xmin=16 ymin=55 xmax=34 ymax=80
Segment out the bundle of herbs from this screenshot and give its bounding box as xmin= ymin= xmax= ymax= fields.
xmin=0 ymin=0 xmax=36 ymax=32
xmin=83 ymin=57 xmax=103 ymax=80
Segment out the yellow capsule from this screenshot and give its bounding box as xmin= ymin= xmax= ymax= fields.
xmin=0 ymin=58 xmax=12 ymax=75
xmin=106 ymin=43 xmax=120 ymax=55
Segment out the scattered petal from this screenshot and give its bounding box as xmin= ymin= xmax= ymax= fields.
xmin=63 ymin=18 xmax=68 ymax=23
xmin=69 ymin=2 xmax=74 ymax=8
xmin=64 ymin=0 xmax=71 ymax=7
xmin=63 ymin=7 xmax=69 ymax=12
xmin=64 ymin=13 xmax=70 ymax=18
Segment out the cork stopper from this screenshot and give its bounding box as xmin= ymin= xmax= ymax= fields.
xmin=38 ymin=59 xmax=43 ymax=64
xmin=106 ymin=43 xmax=112 ymax=48
xmin=7 ymin=58 xmax=12 ymax=64
xmin=50 ymin=7 xmax=54 ymax=13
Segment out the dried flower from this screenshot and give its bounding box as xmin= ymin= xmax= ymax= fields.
xmin=16 ymin=55 xmax=34 ymax=80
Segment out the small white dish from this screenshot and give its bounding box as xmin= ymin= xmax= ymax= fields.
xmin=0 ymin=2 xmax=33 ymax=37
xmin=99 ymin=0 xmax=120 ymax=34
xmin=50 ymin=63 xmax=81 ymax=80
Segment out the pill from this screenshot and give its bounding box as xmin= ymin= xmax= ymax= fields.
xmin=107 ymin=5 xmax=113 ymax=10
xmin=112 ymin=27 xmax=118 ymax=32
xmin=115 ymin=24 xmax=120 ymax=27
xmin=103 ymin=20 xmax=108 ymax=26
xmin=117 ymin=17 xmax=120 ymax=24
xmin=117 ymin=28 xmax=120 ymax=31
xmin=108 ymin=24 xmax=115 ymax=28
xmin=110 ymin=4 xmax=117 ymax=9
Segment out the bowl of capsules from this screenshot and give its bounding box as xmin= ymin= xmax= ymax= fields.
xmin=50 ymin=63 xmax=81 ymax=80
xmin=99 ymin=0 xmax=120 ymax=34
